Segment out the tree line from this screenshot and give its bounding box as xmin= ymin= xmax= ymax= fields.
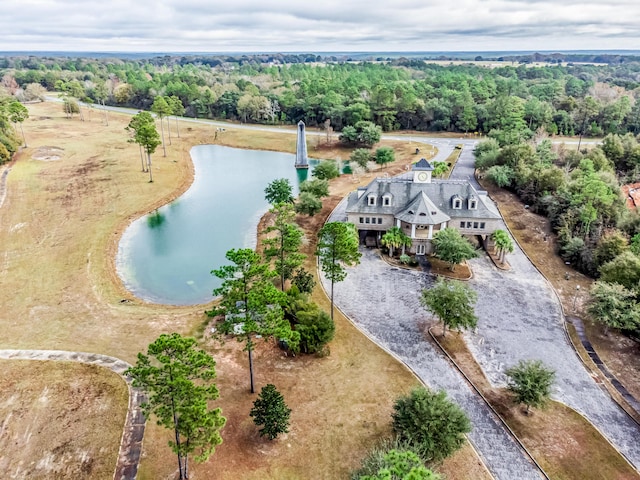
xmin=3 ymin=55 xmax=640 ymax=140
xmin=475 ymin=132 xmax=640 ymax=338
xmin=0 ymin=92 xmax=28 ymax=164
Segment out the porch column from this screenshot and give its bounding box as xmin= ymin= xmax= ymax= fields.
xmin=441 ymin=221 xmax=447 ymax=229
xmin=396 ymin=218 xmax=401 ymax=228
xmin=428 ymin=225 xmax=433 ymax=239
xmin=411 ymin=224 xmax=416 ymax=238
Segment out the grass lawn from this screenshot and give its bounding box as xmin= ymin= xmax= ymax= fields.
xmin=0 ymin=101 xmax=489 ymax=479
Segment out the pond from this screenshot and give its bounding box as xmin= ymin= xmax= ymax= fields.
xmin=116 ymin=145 xmax=316 ymax=305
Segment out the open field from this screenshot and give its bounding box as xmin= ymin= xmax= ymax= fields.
xmin=0 ymin=101 xmax=488 ymax=478
xmin=0 ymin=360 xmax=128 ymax=479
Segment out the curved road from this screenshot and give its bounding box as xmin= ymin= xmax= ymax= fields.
xmin=320 ymin=141 xmax=640 ymax=477
xmin=453 ymin=144 xmax=640 ymax=469
xmin=0 ymin=350 xmax=145 ymax=480
xmin=323 ymin=202 xmax=545 ymax=479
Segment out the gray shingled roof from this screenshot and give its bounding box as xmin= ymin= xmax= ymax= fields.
xmin=413 ymin=158 xmax=434 ymax=171
xmin=346 ymin=178 xmax=501 ymax=223
xmin=395 ymin=191 xmax=450 ymax=225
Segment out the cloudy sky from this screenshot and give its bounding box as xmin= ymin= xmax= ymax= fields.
xmin=1 ymin=0 xmax=639 ymax=53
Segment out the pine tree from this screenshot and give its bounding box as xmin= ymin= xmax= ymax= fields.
xmin=250 ymin=384 xmax=291 ymax=440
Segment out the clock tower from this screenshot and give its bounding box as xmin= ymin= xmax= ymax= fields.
xmin=412 ymin=158 xmax=434 ymax=183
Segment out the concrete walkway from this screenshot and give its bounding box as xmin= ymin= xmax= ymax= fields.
xmin=0 ymin=350 xmax=145 ymax=480
xmin=323 ymin=205 xmax=545 ymax=480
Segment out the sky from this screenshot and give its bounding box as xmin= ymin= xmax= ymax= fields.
xmin=1 ymin=0 xmax=639 ymax=54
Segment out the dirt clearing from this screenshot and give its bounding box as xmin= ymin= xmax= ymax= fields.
xmin=0 ymin=360 xmax=128 ymax=479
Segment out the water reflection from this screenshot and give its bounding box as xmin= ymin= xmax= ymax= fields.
xmin=116 ymin=145 xmax=317 ymax=305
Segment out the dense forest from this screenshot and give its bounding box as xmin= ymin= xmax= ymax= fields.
xmin=1 ymin=53 xmax=640 ymax=139
xmin=1 ymin=53 xmax=639 ymax=334
xmin=475 ymin=131 xmax=640 ymax=336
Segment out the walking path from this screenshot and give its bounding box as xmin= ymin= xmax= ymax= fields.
xmin=0 ymin=350 xmax=145 ymax=480
xmin=0 ymin=165 xmax=10 ymax=209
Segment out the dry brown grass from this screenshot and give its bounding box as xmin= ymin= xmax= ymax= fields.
xmin=479 ymin=179 xmax=640 ymax=414
xmin=0 ymin=360 xmax=128 ymax=479
xmin=435 ymin=329 xmax=640 ymax=480
xmin=1 ymin=102 xmax=488 ymax=479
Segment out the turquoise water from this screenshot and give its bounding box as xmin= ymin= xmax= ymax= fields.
xmin=116 ymin=145 xmax=315 ymax=305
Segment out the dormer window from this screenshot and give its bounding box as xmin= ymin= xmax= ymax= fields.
xmin=367 ymin=194 xmax=377 ymax=206
xmin=382 ymin=194 xmax=392 ymax=206
xmin=452 ymin=195 xmax=462 ymax=209
xmin=469 ymin=196 xmax=477 ymax=210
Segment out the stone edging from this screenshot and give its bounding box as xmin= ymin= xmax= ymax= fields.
xmin=0 ymin=165 xmax=10 ymax=209
xmin=566 ymin=315 xmax=640 ymax=423
xmin=427 ymin=328 xmax=550 ymax=479
xmin=486 ymin=190 xmax=640 ymax=424
xmin=0 ymin=350 xmax=146 ymax=480
xmin=483 ymin=184 xmax=640 ymax=474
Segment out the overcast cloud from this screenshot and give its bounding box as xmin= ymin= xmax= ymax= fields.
xmin=1 ymin=0 xmax=639 ymax=53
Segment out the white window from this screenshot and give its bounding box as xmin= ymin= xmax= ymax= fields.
xmin=383 ymin=194 xmax=392 ymax=206
xmin=480 ymin=222 xmax=485 ymax=229
xmin=453 ymin=197 xmax=462 ymax=209
xmin=460 ymin=221 xmax=465 ymax=228
xmin=469 ymin=196 xmax=477 ymax=209
xmin=368 ymin=195 xmax=376 ymax=206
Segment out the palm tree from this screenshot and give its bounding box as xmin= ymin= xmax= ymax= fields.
xmin=399 ymin=229 xmax=412 ymax=255
xmin=492 ymin=229 xmax=514 ymax=264
xmin=381 ymin=227 xmax=403 ymax=257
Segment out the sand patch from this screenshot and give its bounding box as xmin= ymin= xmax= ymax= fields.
xmin=32 ymin=146 xmax=64 ymax=161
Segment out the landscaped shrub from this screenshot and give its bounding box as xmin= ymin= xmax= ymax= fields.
xmin=351 ymin=439 xmax=441 ymax=480
xmin=392 ymin=387 xmax=470 ymax=462
xmin=284 ymin=293 xmax=335 ymax=355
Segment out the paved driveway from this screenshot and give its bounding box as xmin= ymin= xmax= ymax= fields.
xmin=451 ymin=142 xmax=640 ymax=467
xmin=324 ymin=204 xmax=545 ymax=480
xmin=321 ymin=142 xmax=640 ymax=477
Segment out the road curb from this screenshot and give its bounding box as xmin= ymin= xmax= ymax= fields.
xmin=0 ymin=350 xmax=145 ymax=480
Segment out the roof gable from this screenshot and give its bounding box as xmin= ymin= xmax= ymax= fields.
xmin=346 ymin=177 xmax=501 ymax=221
xmin=413 ymin=158 xmax=434 ymax=171
xmin=396 ymin=192 xmax=450 ymax=225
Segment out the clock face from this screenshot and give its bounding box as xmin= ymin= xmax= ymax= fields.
xmin=417 ymin=172 xmax=428 ymax=181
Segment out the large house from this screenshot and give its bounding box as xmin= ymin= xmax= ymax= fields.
xmin=345 ymin=158 xmax=501 ymax=255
